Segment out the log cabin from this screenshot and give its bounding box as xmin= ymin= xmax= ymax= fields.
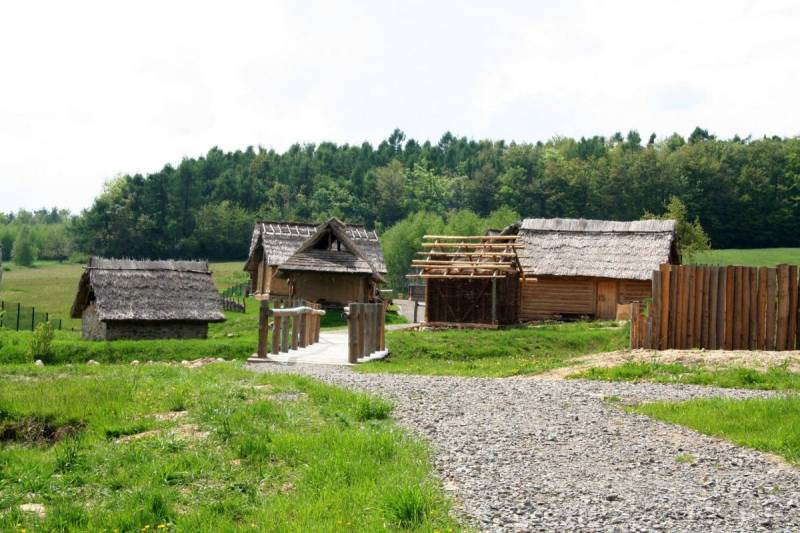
xmin=513 ymin=218 xmax=680 ymax=320
xmin=244 ymin=218 xmax=387 ymax=306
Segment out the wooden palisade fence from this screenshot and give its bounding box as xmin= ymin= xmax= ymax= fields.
xmin=252 ymin=299 xmax=326 ymax=360
xmin=631 ymin=264 xmax=800 ymax=351
xmin=346 ymin=302 xmax=387 ymax=363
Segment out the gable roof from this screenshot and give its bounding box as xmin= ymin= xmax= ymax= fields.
xmin=70 ymin=257 xmax=225 ymax=322
xmin=276 ymin=218 xmax=386 ymax=281
xmin=245 ymin=219 xmax=387 ymax=274
xmin=517 ymin=218 xmax=678 ymax=281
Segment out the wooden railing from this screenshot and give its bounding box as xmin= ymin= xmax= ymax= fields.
xmin=252 ymin=299 xmax=326 ymax=359
xmin=346 ymin=302 xmax=387 ymax=363
xmin=631 ymin=264 xmax=800 ymax=351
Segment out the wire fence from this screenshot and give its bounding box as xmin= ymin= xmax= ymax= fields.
xmin=0 ymin=300 xmax=64 ymax=331
xmin=220 ymin=281 xmax=250 ymax=313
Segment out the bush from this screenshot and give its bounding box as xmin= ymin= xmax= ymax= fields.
xmin=29 ymin=322 xmax=55 ymax=362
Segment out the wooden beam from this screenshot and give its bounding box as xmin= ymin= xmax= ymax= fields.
xmin=422 ymin=235 xmax=518 ymax=240
xmin=421 ymin=243 xmax=525 ymax=249
xmin=416 ymin=251 xmax=521 ymax=257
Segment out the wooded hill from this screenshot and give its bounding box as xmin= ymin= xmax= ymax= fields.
xmin=22 ymin=128 xmax=800 ymax=263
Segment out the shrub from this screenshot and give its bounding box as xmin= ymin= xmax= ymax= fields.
xmin=383 ymin=485 xmax=435 ymax=528
xmin=29 ymin=322 xmax=55 ymax=362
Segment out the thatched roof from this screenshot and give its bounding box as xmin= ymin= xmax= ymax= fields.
xmin=276 ymin=218 xmax=386 ymax=281
xmin=70 ymin=257 xmax=225 ymax=322
xmin=516 ymin=218 xmax=678 ymax=280
xmin=245 ymin=218 xmax=387 ymax=274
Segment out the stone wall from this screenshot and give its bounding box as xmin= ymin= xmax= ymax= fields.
xmin=81 ymin=303 xmax=107 ymax=340
xmin=104 ymin=321 xmax=209 ymax=341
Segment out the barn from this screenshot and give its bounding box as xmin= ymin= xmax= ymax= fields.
xmin=515 ymin=218 xmax=679 ymax=320
xmin=244 ymin=218 xmax=387 ymax=306
xmin=70 ymin=257 xmax=225 ymax=340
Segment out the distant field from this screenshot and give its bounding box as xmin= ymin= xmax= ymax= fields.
xmin=0 ymin=260 xmax=246 ymax=328
xmin=688 ymin=248 xmax=800 ymax=267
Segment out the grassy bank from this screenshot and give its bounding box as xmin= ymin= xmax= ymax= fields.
xmin=573 ymin=363 xmax=800 ymax=391
xmin=358 ymin=321 xmax=629 ymax=377
xmin=633 ymin=396 xmax=800 ymax=463
xmin=688 ymin=248 xmax=800 ymax=267
xmin=0 ymin=363 xmax=459 ymax=531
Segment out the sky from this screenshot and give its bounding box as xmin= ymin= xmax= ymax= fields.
xmin=1 ymin=0 xmax=798 ymax=213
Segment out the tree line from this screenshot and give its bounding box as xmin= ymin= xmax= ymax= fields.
xmin=5 ymin=128 xmax=800 ymax=275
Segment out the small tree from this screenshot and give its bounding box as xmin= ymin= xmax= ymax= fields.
xmin=644 ymin=196 xmax=710 ymax=261
xmin=12 ymin=225 xmax=37 ymax=267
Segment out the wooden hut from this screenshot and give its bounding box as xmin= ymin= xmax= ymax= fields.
xmin=410 ymin=235 xmax=523 ymax=326
xmin=515 ymin=218 xmax=679 ymax=320
xmin=244 ymin=218 xmax=387 ymax=306
xmin=70 ymin=257 xmax=225 ymax=340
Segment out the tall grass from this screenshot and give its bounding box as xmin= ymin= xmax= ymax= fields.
xmin=0 ymin=363 xmax=460 ymax=531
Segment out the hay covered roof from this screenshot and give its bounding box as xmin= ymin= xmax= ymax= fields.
xmin=245 ymin=219 xmax=387 ymax=274
xmin=276 ymin=218 xmax=386 ymax=281
xmin=517 ymin=218 xmax=678 ymax=280
xmin=70 ymin=257 xmax=225 ymax=322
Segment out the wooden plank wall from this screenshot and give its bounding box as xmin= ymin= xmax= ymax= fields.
xmin=631 ymin=264 xmax=800 ymax=351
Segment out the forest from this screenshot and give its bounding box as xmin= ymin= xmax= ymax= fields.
xmin=2 ymin=128 xmax=799 ymax=285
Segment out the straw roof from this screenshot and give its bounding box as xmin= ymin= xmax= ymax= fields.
xmin=70 ymin=257 xmax=225 ymax=322
xmin=516 ymin=218 xmax=678 ymax=280
xmin=276 ymin=218 xmax=386 ymax=281
xmin=245 ymin=218 xmax=387 ymax=274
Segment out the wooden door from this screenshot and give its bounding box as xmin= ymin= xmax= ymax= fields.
xmin=596 ymin=280 xmax=618 ymax=319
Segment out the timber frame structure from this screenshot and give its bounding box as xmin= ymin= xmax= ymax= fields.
xmin=408 ymin=235 xmax=524 ymax=326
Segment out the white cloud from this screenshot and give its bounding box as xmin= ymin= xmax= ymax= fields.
xmin=0 ymin=0 xmax=798 ymax=212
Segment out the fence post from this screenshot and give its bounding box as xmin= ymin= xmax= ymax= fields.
xmin=257 ymin=300 xmax=270 ymax=358
xmin=0 ymin=300 xmax=4 ymax=328
xmin=348 ymin=304 xmax=359 ymax=364
xmin=16 ymin=303 xmax=21 ymax=331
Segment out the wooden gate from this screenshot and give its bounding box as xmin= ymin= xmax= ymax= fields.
xmin=346 ymin=302 xmax=387 ymax=363
xmin=631 ymin=264 xmax=800 ymax=351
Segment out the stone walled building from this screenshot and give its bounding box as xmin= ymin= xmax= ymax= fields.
xmin=70 ymin=257 xmax=225 ymax=340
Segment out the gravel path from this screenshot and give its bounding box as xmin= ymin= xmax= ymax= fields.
xmin=248 ymin=363 xmax=800 ymax=532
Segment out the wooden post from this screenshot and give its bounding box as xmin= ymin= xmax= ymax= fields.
xmin=659 ymin=264 xmax=670 ymax=350
xmin=379 ymin=305 xmax=386 ymax=351
xmin=777 ymin=265 xmax=790 ymax=350
xmin=708 ymin=267 xmax=719 ymax=349
xmin=788 ymin=266 xmax=798 ymax=349
xmin=348 ymin=304 xmax=359 ymax=363
xmin=741 ymin=267 xmax=751 ymax=349
xmin=692 ymin=267 xmax=702 ymax=347
xmin=257 ymin=300 xmax=270 ymax=358
xmin=668 ymin=264 xmax=677 ymax=348
xmin=280 ymin=303 xmax=289 ymax=353
xmin=701 ymin=266 xmax=710 ymax=348
xmin=715 ymin=266 xmax=725 ymax=350
xmin=314 ymin=305 xmax=321 ymax=343
xmin=757 ymin=266 xmax=768 ymax=350
xmin=749 ymin=268 xmax=758 ymax=349
xmin=686 ymin=267 xmax=695 ymax=348
xmin=766 ymin=268 xmax=778 ymax=350
xmin=651 ymin=270 xmax=661 ymax=350
xmin=298 ymin=312 xmax=307 ymax=348
xmin=271 ymin=315 xmax=281 ymax=355
xmin=491 ymin=278 xmax=497 ymax=325
xmin=723 ymin=267 xmax=734 ymax=350
xmin=358 ymin=303 xmax=366 ymax=358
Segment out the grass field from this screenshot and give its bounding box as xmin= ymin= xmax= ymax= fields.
xmin=573 ymin=362 xmax=800 ymax=391
xmin=688 ymin=248 xmax=800 ymax=267
xmin=358 ymin=322 xmax=629 ymax=377
xmin=0 ymin=363 xmax=459 ymax=531
xmin=633 ymin=396 xmax=800 ymax=463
